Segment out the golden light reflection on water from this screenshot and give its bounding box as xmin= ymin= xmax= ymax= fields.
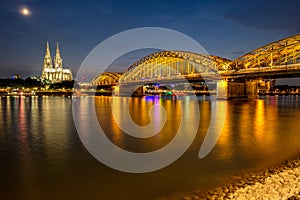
xmin=254 ymin=100 xmax=265 ymax=143
xmin=93 ymin=96 xmax=283 ymax=161
xmin=95 ymin=96 xmax=187 ymax=153
xmin=212 ymin=100 xmax=233 ymax=160
xmin=215 ymin=99 xmax=280 ymax=161
xmin=253 ymin=100 xmax=277 ymax=154
xmin=95 ymin=96 xmax=124 ymax=146
xmin=93 ymin=96 xmax=300 ymax=165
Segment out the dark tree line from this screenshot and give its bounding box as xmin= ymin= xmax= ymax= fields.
xmin=0 ymin=77 xmax=75 ymax=89
xmin=49 ymin=80 xmax=75 ymax=89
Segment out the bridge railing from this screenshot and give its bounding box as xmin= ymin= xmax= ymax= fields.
xmin=218 ymin=63 xmax=300 ymax=76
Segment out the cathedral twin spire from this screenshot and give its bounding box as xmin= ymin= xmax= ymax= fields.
xmin=54 ymin=43 xmax=62 ymax=69
xmin=41 ymin=41 xmax=72 ymax=82
xmin=43 ymin=41 xmax=63 ymax=70
xmin=43 ymin=41 xmax=52 ymax=69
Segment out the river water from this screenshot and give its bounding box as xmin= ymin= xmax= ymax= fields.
xmin=1 ymin=95 xmax=300 ymax=199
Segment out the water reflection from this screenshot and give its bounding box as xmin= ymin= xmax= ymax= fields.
xmin=95 ymin=96 xmax=195 ymax=153
xmin=0 ymin=96 xmax=300 ymax=200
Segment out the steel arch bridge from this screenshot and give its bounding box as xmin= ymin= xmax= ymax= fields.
xmin=119 ymin=51 xmax=231 ymax=83
xmin=88 ymin=33 xmax=300 ymax=98
xmin=91 ymin=72 xmax=122 ymax=86
xmin=231 ymin=34 xmax=300 ymax=70
xmin=217 ymin=34 xmax=300 ymax=79
xmin=91 ymin=34 xmax=300 ymax=86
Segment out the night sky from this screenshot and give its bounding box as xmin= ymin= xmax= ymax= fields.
xmin=1 ymin=0 xmax=300 ymax=84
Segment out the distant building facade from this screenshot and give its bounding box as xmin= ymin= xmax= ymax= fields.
xmin=41 ymin=42 xmax=72 ymax=82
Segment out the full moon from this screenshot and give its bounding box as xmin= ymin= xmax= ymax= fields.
xmin=21 ymin=8 xmax=31 ymax=16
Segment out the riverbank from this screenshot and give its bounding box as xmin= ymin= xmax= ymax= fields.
xmin=183 ymin=155 xmax=300 ymax=200
xmin=0 ymin=91 xmax=73 ymax=97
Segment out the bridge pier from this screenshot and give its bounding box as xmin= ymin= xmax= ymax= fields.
xmin=245 ymin=81 xmax=258 ymax=98
xmin=217 ymin=80 xmax=257 ymax=99
xmin=114 ymin=85 xmax=145 ymax=97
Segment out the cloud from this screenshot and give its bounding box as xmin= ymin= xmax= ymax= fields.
xmin=231 ymin=50 xmax=246 ymax=56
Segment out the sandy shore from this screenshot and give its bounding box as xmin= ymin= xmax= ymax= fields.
xmin=183 ymin=156 xmax=300 ymax=200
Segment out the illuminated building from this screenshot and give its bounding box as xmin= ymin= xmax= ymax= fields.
xmin=41 ymin=42 xmax=72 ymax=82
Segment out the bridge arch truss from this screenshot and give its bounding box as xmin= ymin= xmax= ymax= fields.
xmin=91 ymin=72 xmax=122 ymax=86
xmin=119 ymin=51 xmax=230 ymax=83
xmin=231 ymin=34 xmax=300 ymax=70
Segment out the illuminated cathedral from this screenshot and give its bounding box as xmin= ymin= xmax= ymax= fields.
xmin=41 ymin=42 xmax=72 ymax=82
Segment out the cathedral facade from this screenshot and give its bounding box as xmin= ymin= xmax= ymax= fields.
xmin=41 ymin=42 xmax=73 ymax=82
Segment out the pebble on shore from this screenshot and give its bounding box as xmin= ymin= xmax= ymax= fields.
xmin=183 ymin=157 xmax=300 ymax=200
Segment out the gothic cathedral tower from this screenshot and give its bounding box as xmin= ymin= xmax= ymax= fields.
xmin=43 ymin=41 xmax=53 ymax=70
xmin=54 ymin=43 xmax=63 ymax=69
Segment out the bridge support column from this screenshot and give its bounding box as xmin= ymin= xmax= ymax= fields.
xmin=114 ymin=85 xmax=145 ymax=97
xmin=245 ymin=81 xmax=258 ymax=98
xmin=217 ymin=80 xmax=257 ymax=99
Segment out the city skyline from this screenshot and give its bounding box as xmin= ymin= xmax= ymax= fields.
xmin=1 ymin=0 xmax=300 ymax=84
